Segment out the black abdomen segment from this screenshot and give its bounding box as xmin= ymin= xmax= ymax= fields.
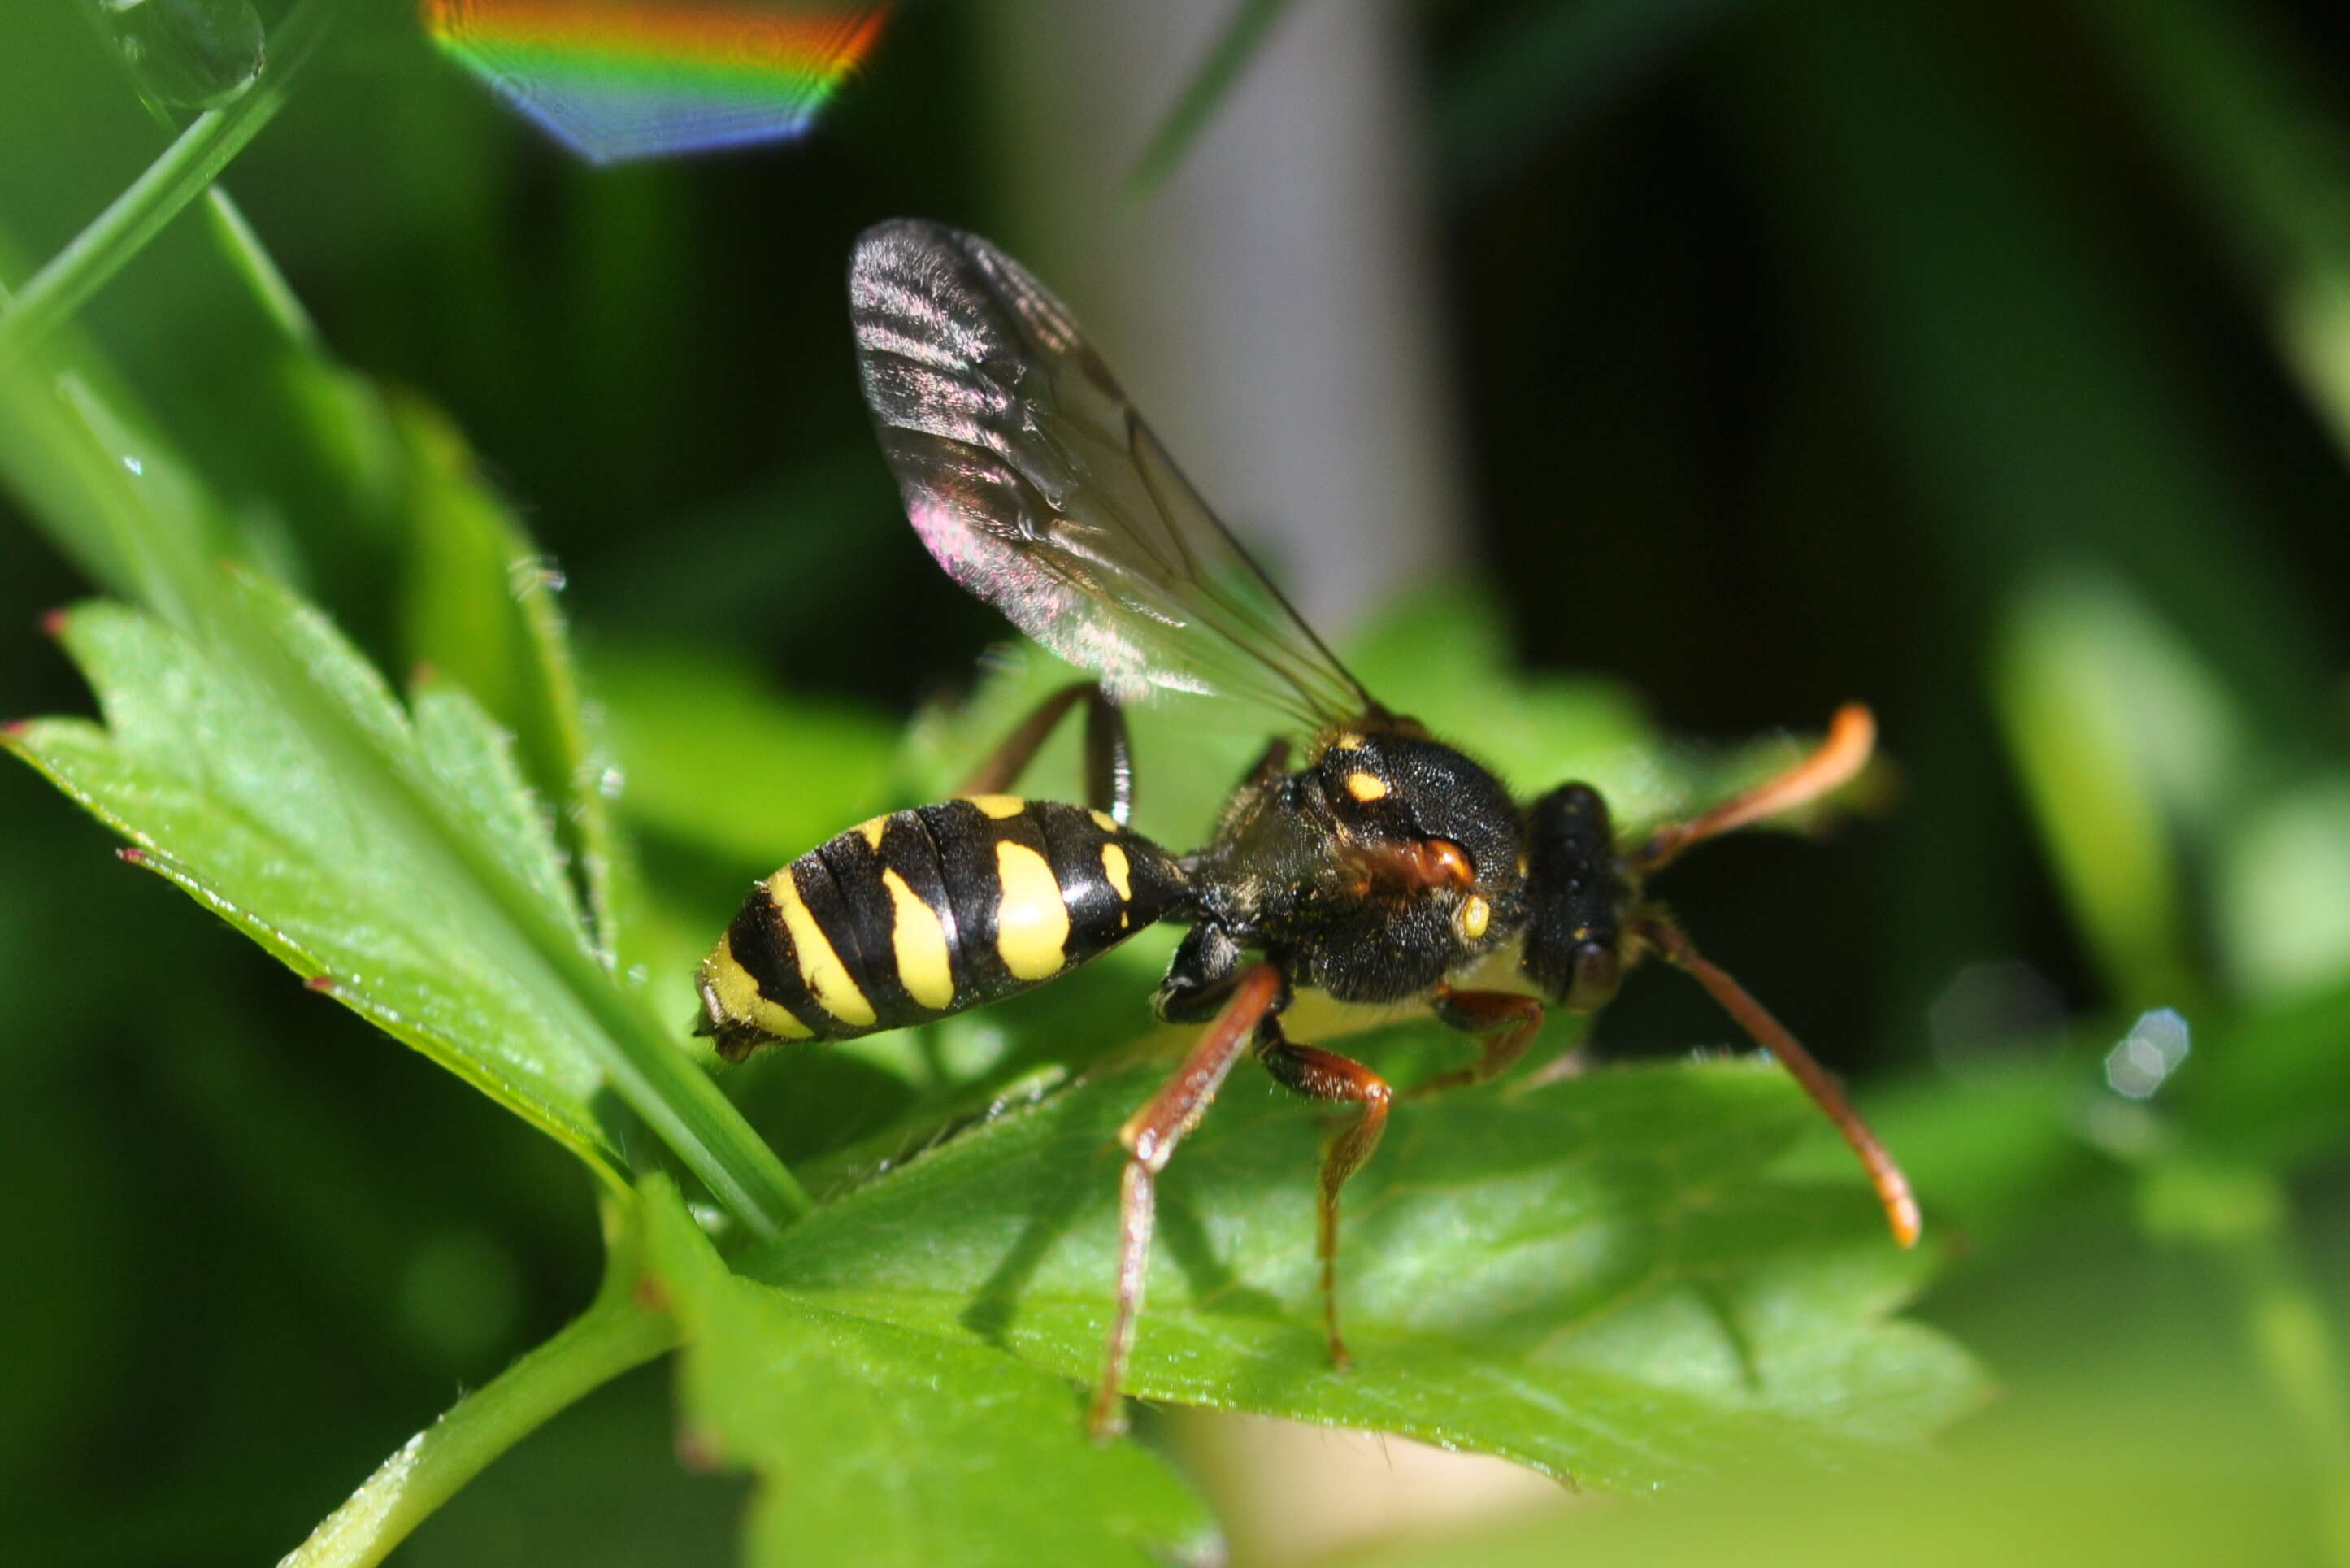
xmin=697 ymin=796 xmax=1189 ymax=1059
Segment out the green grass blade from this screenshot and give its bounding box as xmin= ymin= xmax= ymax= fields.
xmin=1128 ymin=0 xmax=1296 ymax=193
xmin=0 ymin=0 xmax=350 ymax=363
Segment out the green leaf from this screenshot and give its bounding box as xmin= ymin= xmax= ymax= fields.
xmin=0 ymin=314 xmax=807 ymax=1237
xmin=9 ymin=588 xmax=628 ymax=1180
xmin=641 ymin=1178 xmax=1214 ymax=1568
xmin=0 ymin=565 xmax=810 ymax=1231
xmin=393 ymin=394 xmax=635 ymax=962
xmin=1992 ymin=571 xmax=2209 ymax=1011
xmin=733 ymin=1049 xmax=1984 ymax=1493
xmin=594 ymin=641 xmax=897 ymax=871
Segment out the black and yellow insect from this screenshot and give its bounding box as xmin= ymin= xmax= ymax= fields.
xmin=698 ymin=219 xmax=1918 ymax=1438
xmin=698 ymin=796 xmax=1184 ymax=1049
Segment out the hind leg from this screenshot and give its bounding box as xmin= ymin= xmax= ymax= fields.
xmin=957 ymin=680 xmax=1135 ymax=823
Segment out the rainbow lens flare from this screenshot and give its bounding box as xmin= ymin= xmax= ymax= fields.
xmin=420 ymin=1 xmax=889 ymax=164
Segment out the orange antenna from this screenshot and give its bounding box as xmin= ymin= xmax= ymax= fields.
xmin=1634 ymin=704 xmax=1876 ymax=873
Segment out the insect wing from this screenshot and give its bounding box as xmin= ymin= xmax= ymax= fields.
xmin=849 ymin=219 xmax=1374 ymax=727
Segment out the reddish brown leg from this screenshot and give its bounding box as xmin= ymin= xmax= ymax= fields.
xmin=1238 ymin=736 xmax=1292 ymax=790
xmin=1633 ymin=704 xmax=1875 ymax=872
xmin=1090 ymin=963 xmax=1284 ymax=1440
xmin=1418 ymin=987 xmax=1547 ymax=1097
xmin=1637 ymin=914 xmax=1921 ymax=1249
xmin=958 ymin=680 xmax=1135 ymax=823
xmin=1257 ymin=1022 xmax=1394 ymax=1370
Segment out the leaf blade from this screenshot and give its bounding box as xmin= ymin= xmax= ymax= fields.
xmin=642 ymin=1179 xmax=1214 ymax=1568
xmin=736 ymin=1052 xmax=1984 ymax=1492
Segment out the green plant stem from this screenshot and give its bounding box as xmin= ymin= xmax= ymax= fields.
xmin=1128 ymin=0 xmax=1294 ymax=192
xmin=0 ymin=0 xmax=345 ymax=363
xmin=279 ymin=1266 xmax=680 ymax=1568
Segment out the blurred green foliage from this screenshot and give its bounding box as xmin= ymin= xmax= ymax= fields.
xmin=2 ymin=0 xmax=2349 ymax=1565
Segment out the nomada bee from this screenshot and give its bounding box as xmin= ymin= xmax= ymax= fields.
xmin=697 ymin=219 xmax=1919 ymax=1437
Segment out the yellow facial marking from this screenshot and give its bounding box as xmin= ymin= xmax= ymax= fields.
xmin=1089 ymin=809 xmax=1120 ymax=834
xmin=768 ymin=872 xmax=876 ymax=1027
xmin=967 ymin=793 xmax=1027 ymax=820
xmin=858 ymin=816 xmax=888 ymax=852
xmin=1328 ymin=731 xmax=1366 ymax=752
xmin=1460 ymin=895 xmax=1492 ymax=941
xmin=880 ymin=868 xmax=954 ymax=1010
xmin=993 ymin=840 xmax=1070 ymax=981
xmin=1345 ymin=770 xmax=1389 ymax=802
xmin=702 ymin=941 xmax=813 ymax=1041
xmin=1101 ymin=841 xmax=1132 ymax=901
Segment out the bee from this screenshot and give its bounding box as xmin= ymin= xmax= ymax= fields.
xmin=697 ymin=219 xmax=1919 ymax=1439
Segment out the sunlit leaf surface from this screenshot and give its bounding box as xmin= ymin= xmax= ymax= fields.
xmin=731 ymin=1049 xmax=1984 ymax=1492
xmin=7 ymin=580 xmax=630 ymax=1181
xmin=645 ymin=1180 xmax=1215 ymax=1568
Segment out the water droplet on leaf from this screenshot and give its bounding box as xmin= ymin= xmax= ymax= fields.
xmin=98 ymin=0 xmax=265 ymax=112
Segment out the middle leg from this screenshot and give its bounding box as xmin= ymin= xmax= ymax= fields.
xmin=1092 ymin=962 xmax=1286 ymax=1439
xmin=1256 ymin=1020 xmax=1393 ymax=1370
xmin=1417 ymin=986 xmax=1547 ymax=1097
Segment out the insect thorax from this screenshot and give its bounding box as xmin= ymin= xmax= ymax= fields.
xmin=1188 ymin=730 xmax=1529 ymax=1006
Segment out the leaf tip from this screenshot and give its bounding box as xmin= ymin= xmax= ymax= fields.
xmin=0 ymin=719 xmax=24 ymax=741
xmin=38 ymin=607 xmax=69 ymax=639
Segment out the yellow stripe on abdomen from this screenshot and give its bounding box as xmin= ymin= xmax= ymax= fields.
xmin=992 ymin=840 xmax=1070 ymax=980
xmin=768 ymin=871 xmax=877 ymax=1027
xmin=702 ymin=938 xmax=814 ymax=1040
xmin=881 ymin=867 xmax=956 ymax=1010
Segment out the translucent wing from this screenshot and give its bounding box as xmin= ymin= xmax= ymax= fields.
xmin=848 ymin=218 xmax=1377 ymax=727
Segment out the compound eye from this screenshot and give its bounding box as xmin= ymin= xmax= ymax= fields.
xmin=1566 ymin=940 xmax=1622 ymax=1013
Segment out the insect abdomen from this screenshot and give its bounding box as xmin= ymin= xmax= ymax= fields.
xmin=697 ymin=796 xmax=1188 ymax=1059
